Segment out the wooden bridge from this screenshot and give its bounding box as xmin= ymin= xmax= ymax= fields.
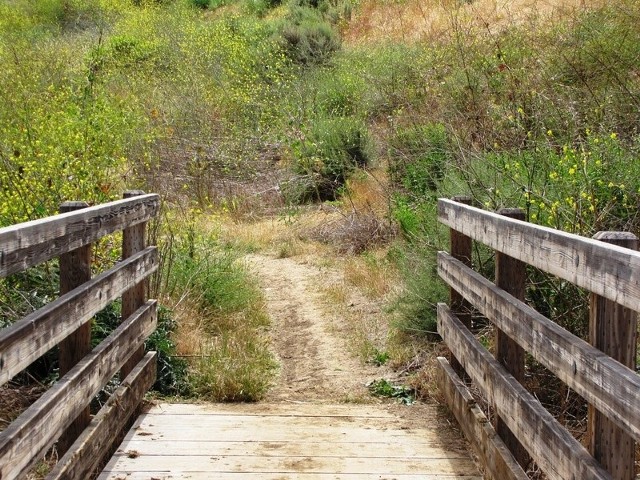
xmin=0 ymin=193 xmax=637 ymax=479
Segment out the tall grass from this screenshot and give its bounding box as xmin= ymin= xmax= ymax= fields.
xmin=161 ymin=215 xmax=275 ymax=401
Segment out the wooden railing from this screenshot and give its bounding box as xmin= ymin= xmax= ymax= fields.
xmin=436 ymin=197 xmax=639 ymax=480
xmin=0 ymin=192 xmax=160 ymax=480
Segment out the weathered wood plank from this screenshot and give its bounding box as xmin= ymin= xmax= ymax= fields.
xmin=100 ymin=454 xmax=477 ymax=474
xmin=0 ymin=247 xmax=157 ymax=386
xmin=127 ymin=423 xmax=446 ymax=443
xmin=57 ymin=201 xmax=93 ymax=454
xmin=0 ymin=301 xmax=157 ymax=480
xmin=46 ymin=352 xmax=157 ymax=480
xmin=140 ymin=403 xmax=399 ymax=418
xmin=437 ymin=198 xmax=640 ymax=312
xmin=121 ymin=191 xmax=148 ymax=379
xmin=109 ymin=440 xmax=464 ymax=457
xmin=99 ymin=473 xmax=482 ymax=480
xmin=587 ymin=232 xmax=638 ymax=479
xmin=0 ymin=193 xmax=159 ymax=278
xmin=436 ymin=357 xmax=528 ymax=480
xmin=100 ymin=400 xmax=480 ymax=479
xmin=132 ymin=415 xmax=434 ymax=429
xmin=493 ymin=207 xmax=528 ymax=468
xmin=438 ymin=251 xmax=640 ymax=442
xmin=437 ymin=303 xmax=611 ymax=480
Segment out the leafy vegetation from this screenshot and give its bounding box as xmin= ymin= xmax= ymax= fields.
xmin=1 ymin=0 xmax=639 ymax=432
xmin=367 ymin=378 xmax=415 ymax=404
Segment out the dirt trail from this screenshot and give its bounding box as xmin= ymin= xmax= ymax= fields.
xmin=246 ymin=254 xmax=385 ymax=403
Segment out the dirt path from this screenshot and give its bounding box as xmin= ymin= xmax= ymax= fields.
xmin=102 ymin=253 xmax=480 ymax=480
xmin=246 ymin=254 xmax=386 ymax=403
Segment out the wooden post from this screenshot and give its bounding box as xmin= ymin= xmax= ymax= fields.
xmin=120 ymin=190 xmax=147 ymax=379
xmin=58 ymin=201 xmax=92 ymax=454
xmin=588 ymin=231 xmax=638 ymax=480
xmin=449 ymin=196 xmax=472 ymax=375
xmin=493 ymin=207 xmax=529 ymax=469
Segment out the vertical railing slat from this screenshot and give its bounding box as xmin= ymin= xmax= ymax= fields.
xmin=57 ymin=201 xmax=92 ymax=454
xmin=494 ymin=207 xmax=529 ymax=469
xmin=448 ymin=196 xmax=473 ymax=376
xmin=120 ymin=190 xmax=148 ymax=379
xmin=588 ymin=231 xmax=638 ymax=480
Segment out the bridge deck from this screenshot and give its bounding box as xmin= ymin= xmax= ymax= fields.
xmin=99 ymin=403 xmax=481 ymax=479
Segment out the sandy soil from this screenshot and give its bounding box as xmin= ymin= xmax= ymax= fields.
xmin=246 ymin=254 xmax=387 ymax=403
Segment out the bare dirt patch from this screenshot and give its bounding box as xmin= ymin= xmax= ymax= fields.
xmin=246 ymin=254 xmax=389 ymax=403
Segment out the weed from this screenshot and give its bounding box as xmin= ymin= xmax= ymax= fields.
xmin=370 ymin=349 xmax=390 ymax=366
xmin=389 ymin=123 xmax=450 ymax=197
xmin=367 ymin=378 xmax=415 ymax=404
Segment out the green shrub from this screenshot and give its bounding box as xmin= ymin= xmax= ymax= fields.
xmin=291 ymin=116 xmax=372 ymax=201
xmin=389 ymin=245 xmax=447 ymax=336
xmin=278 ymin=7 xmax=340 ymax=66
xmin=191 ymin=0 xmax=210 ymax=8
xmin=389 ymin=123 xmax=451 ymax=197
xmin=146 ymin=306 xmax=189 ymax=395
xmin=314 ymin=67 xmax=366 ymax=117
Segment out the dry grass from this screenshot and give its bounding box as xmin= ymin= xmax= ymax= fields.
xmin=342 ymin=169 xmax=391 ymax=216
xmin=167 ymin=290 xmax=276 ymax=401
xmin=0 ymin=384 xmax=57 ymax=479
xmin=319 ymin=278 xmax=391 ymax=362
xmin=342 ymin=251 xmax=399 ymax=299
xmin=170 ymin=298 xmax=207 ymax=358
xmin=0 ymin=383 xmax=45 ymax=433
xmin=313 ymin=246 xmax=400 ymax=363
xmin=301 ymin=170 xmax=397 ymax=254
xmin=219 ymin=212 xmax=333 ymax=257
xmin=344 ymin=0 xmax=606 ymax=45
xmin=305 ymin=209 xmax=396 ymax=254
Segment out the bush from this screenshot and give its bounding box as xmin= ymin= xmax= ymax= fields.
xmin=390 ymin=245 xmax=447 ymax=336
xmin=191 ymin=0 xmax=210 ymax=8
xmin=291 ymin=116 xmax=372 ymax=201
xmin=145 ymin=306 xmax=189 ymax=395
xmin=389 ymin=123 xmax=451 ymax=198
xmin=278 ymin=7 xmax=340 ymax=66
xmin=314 ymin=66 xmax=366 ymax=117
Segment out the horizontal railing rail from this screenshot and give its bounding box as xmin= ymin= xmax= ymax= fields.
xmin=436 ymin=197 xmax=638 ymax=480
xmin=438 ymin=198 xmax=640 ymax=313
xmin=0 ymin=192 xmax=160 ymax=480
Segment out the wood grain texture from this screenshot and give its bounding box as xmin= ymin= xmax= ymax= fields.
xmin=448 ymin=196 xmax=473 ymax=375
xmin=0 ymin=301 xmax=157 ymax=480
xmin=493 ymin=207 xmax=528 ymax=468
xmin=139 ymin=403 xmax=399 ymax=418
xmin=437 ymin=198 xmax=640 ymax=312
xmin=107 ymin=440 xmax=460 ymax=457
xmin=100 ymin=403 xmax=480 ymax=479
xmin=0 ymin=193 xmax=159 ymax=278
xmin=99 ymin=474 xmax=482 ymax=480
xmin=57 ymin=201 xmax=93 ymax=454
xmin=587 ymin=232 xmax=638 ymax=480
xmin=120 ymin=191 xmax=148 ymax=379
xmin=437 ymin=303 xmax=611 ymax=480
xmin=101 ymin=455 xmax=477 ymax=474
xmin=436 ymin=357 xmax=528 ymax=480
xmin=438 ymin=251 xmax=640 ymax=442
xmin=0 ymin=247 xmax=157 ymax=386
xmin=46 ymin=352 xmax=157 ymax=480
